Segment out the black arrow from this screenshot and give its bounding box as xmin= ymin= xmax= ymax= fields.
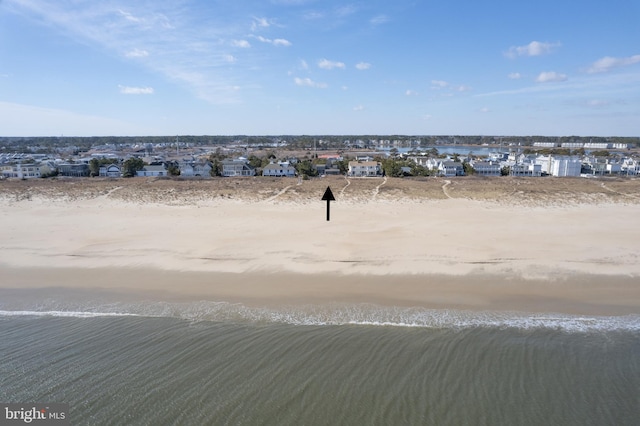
xmin=321 ymin=186 xmax=335 ymax=221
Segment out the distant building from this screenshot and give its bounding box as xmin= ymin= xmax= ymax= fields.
xmin=136 ymin=164 xmax=167 ymax=177
xmin=471 ymin=161 xmax=501 ymax=176
xmin=58 ymin=163 xmax=89 ymax=177
xmin=438 ymin=161 xmax=464 ymax=177
xmin=221 ymin=159 xmax=255 ymax=177
xmin=348 ymin=161 xmax=381 ymax=177
xmin=263 ymin=162 xmax=297 ymax=177
xmin=99 ymin=164 xmax=121 ymax=177
xmin=0 ymin=163 xmax=41 ymax=179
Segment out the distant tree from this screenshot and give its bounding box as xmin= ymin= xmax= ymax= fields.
xmin=462 ymin=161 xmax=475 ymax=175
xmin=209 ymin=159 xmax=222 ymax=177
xmin=88 ymin=158 xmax=100 ymax=177
xmin=591 ymin=150 xmax=610 ymax=157
xmin=167 ymin=162 xmax=180 ymax=176
xmin=296 ymin=159 xmax=318 ymax=178
xmin=122 ymin=157 xmax=145 ymax=177
xmin=500 ymin=166 xmax=511 ymax=176
xmin=247 ymin=155 xmax=263 ymax=169
xmin=381 ymin=158 xmax=403 ymax=177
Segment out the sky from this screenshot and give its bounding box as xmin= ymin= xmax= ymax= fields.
xmin=1 ymin=0 xmax=639 ymax=137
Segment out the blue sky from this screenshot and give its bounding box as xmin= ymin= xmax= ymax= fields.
xmin=1 ymin=0 xmax=639 ymax=137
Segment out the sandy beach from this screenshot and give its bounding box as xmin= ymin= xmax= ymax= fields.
xmin=1 ymin=176 xmax=639 ymax=315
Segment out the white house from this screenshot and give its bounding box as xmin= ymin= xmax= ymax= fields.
xmin=136 ymin=165 xmax=167 ymax=177
xmin=348 ymin=161 xmax=381 ymax=177
xmin=438 ymin=161 xmax=464 ymax=177
xmin=263 ymin=162 xmax=296 ymax=177
xmin=511 ymin=163 xmax=542 ymax=177
xmin=0 ymin=163 xmax=41 ymax=179
xmin=221 ymin=159 xmax=255 ymax=177
xmin=470 ymin=161 xmax=501 ymax=176
xmin=99 ymin=164 xmax=121 ymax=177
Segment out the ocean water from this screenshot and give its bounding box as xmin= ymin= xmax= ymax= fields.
xmin=1 ymin=289 xmax=639 ymax=426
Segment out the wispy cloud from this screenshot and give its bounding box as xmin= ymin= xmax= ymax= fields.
xmin=5 ymin=1 xmax=260 ymax=104
xmin=586 ymin=54 xmax=640 ymax=73
xmin=353 ymin=105 xmax=365 ymax=111
xmin=119 ymin=85 xmax=154 ymax=95
xmin=318 ymin=59 xmax=345 ymax=70
xmin=508 ymin=72 xmax=521 ymax=80
xmin=430 ymin=80 xmax=470 ymax=92
xmin=355 ymin=62 xmax=371 ymax=70
xmin=294 ymin=77 xmax=328 ymax=88
xmin=405 ymin=90 xmax=418 ymax=96
xmin=505 ymin=41 xmax=560 ymax=58
xmin=254 ymin=36 xmax=292 ymax=47
xmin=535 ymin=71 xmax=568 ymax=83
xmin=125 ymin=48 xmax=149 ymax=58
xmin=231 ymin=39 xmax=251 ymax=48
xmin=370 ymin=15 xmax=389 ymax=26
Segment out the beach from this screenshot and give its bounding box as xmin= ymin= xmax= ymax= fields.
xmin=2 ymin=176 xmax=640 ymax=425
xmin=1 ymin=176 xmax=639 ymax=315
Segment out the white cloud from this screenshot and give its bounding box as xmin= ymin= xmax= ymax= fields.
xmin=353 ymin=105 xmax=365 ymax=111
xmin=422 ymin=114 xmax=432 ymax=120
xmin=119 ymin=85 xmax=154 ymax=94
xmin=125 ymin=48 xmax=149 ymax=58
xmin=456 ymin=85 xmax=472 ymax=92
xmin=587 ymin=54 xmax=640 ymax=73
xmin=118 ymin=9 xmax=141 ymax=23
xmin=505 ymin=41 xmax=560 ymax=58
xmin=273 ymin=38 xmax=292 ymax=47
xmin=479 ymin=107 xmax=490 ymax=113
xmin=251 ymin=17 xmax=271 ymax=31
xmin=355 ymin=62 xmax=371 ymax=70
xmin=508 ymin=72 xmax=522 ymax=80
xmin=431 ymin=80 xmax=449 ymax=89
xmin=318 ymin=59 xmax=345 ymax=70
xmin=370 ymin=15 xmax=389 ymax=26
xmin=223 ymin=54 xmax=236 ymax=63
xmin=535 ymin=71 xmax=568 ymax=83
xmin=336 ymin=5 xmax=357 ymax=18
xmin=254 ymin=36 xmax=291 ymax=46
xmin=231 ymin=39 xmax=251 ymax=48
xmin=294 ymin=77 xmax=327 ymax=88
xmin=584 ymin=99 xmax=610 ymax=108
xmin=405 ymin=90 xmax=418 ymax=96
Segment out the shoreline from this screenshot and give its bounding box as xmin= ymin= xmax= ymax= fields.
xmin=1 ymin=266 xmax=639 ymax=316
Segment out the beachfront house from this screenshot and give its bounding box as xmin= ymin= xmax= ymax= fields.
xmin=262 ymin=162 xmax=297 ymax=177
xmin=470 ymin=161 xmax=501 ymax=176
xmin=0 ymin=163 xmax=42 ymax=179
xmin=221 ymin=159 xmax=255 ymax=177
xmin=438 ymin=161 xmax=464 ymax=177
xmin=348 ymin=161 xmax=382 ymax=177
xmin=136 ymin=164 xmax=167 ymax=177
xmin=99 ymin=164 xmax=122 ymax=177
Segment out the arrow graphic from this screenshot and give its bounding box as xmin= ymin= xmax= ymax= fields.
xmin=321 ymin=186 xmax=336 ymax=221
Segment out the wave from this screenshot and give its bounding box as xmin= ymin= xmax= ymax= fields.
xmin=1 ymin=301 xmax=638 ymax=332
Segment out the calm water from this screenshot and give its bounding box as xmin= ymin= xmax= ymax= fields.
xmin=1 ymin=288 xmax=639 ymax=425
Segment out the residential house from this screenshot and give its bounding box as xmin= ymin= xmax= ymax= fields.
xmin=180 ymin=160 xmax=212 ymax=177
xmin=438 ymin=161 xmax=464 ymax=177
xmin=263 ymin=162 xmax=297 ymax=177
xmin=348 ymin=161 xmax=382 ymax=177
xmin=0 ymin=163 xmax=41 ymax=179
xmin=99 ymin=164 xmax=121 ymax=177
xmin=511 ymin=163 xmax=542 ymax=177
xmin=57 ymin=163 xmax=90 ymax=177
xmin=136 ymin=164 xmax=167 ymax=177
xmin=221 ymin=159 xmax=255 ymax=177
xmin=470 ymin=161 xmax=501 ymax=176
